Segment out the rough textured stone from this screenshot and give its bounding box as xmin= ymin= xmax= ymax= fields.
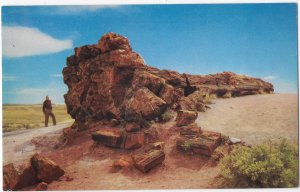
xmin=91 ymin=128 xmax=123 ymax=148
xmin=180 ymin=124 xmax=202 ymax=138
xmin=176 ymin=110 xmax=198 ymax=126
xmin=113 ymin=156 xmax=133 ymax=169
xmin=123 ymin=132 xmax=145 ymax=149
xmin=133 ymin=147 xmax=165 ymax=173
xmin=124 ymin=87 xmax=167 ymax=120
xmin=3 ymin=162 xmax=37 ymax=190
xmin=31 ymin=154 xmax=65 ymax=183
xmin=62 ymin=32 xmax=274 ymax=129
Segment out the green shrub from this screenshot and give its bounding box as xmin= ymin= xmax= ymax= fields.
xmin=160 ymin=110 xmax=175 ymax=123
xmin=203 ymin=93 xmax=217 ymax=104
xmin=219 ymin=139 xmax=299 ymax=188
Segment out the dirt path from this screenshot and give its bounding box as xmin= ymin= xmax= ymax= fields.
xmin=3 ymin=122 xmax=72 ymax=165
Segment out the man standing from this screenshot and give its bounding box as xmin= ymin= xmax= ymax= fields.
xmin=43 ymin=96 xmax=56 ymax=127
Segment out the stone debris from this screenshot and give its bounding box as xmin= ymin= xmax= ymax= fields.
xmin=132 ymin=142 xmax=166 ymax=173
xmin=31 ymin=154 xmax=65 ymax=183
xmin=176 ymin=110 xmax=198 ymax=126
xmin=3 ymin=162 xmax=37 ymax=190
xmin=91 ymin=128 xmax=123 ymax=148
xmin=228 ymin=137 xmax=242 ymax=144
xmin=3 ymin=154 xmax=64 ymax=190
xmin=177 ymin=130 xmax=222 ymax=157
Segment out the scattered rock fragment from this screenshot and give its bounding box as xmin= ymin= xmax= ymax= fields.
xmin=91 ymin=128 xmax=123 ymax=148
xmin=122 ymin=132 xmax=145 ymax=149
xmin=132 ymin=142 xmax=165 ymax=173
xmin=113 ymin=156 xmax=133 ymax=170
xmin=3 ymin=162 xmax=37 ymax=190
xmin=31 ymin=154 xmax=65 ymax=183
xmin=228 ymin=137 xmax=242 ymax=144
xmin=179 ymin=124 xmax=202 ymax=138
xmin=176 ymin=110 xmax=198 ymax=126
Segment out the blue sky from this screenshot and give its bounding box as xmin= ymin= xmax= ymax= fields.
xmin=2 ymin=4 xmax=298 ymax=104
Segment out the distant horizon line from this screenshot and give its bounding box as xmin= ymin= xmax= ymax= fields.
xmin=2 ymin=92 xmax=298 ymax=105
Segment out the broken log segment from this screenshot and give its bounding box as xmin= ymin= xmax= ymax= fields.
xmin=133 ymin=149 xmax=165 ymax=173
xmin=92 ymin=128 xmax=123 ymax=148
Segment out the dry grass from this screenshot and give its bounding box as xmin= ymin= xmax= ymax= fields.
xmin=2 ymin=104 xmax=73 ymax=132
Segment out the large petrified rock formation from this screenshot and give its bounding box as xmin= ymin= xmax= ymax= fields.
xmin=63 ymin=32 xmax=274 ymax=129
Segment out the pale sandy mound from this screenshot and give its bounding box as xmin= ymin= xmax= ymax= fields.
xmin=197 ymin=93 xmax=298 ymax=145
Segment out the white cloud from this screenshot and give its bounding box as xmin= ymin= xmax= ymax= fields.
xmin=3 ymin=26 xmax=73 ymax=58
xmin=3 ymin=75 xmax=16 ymax=81
xmin=262 ymin=75 xmax=277 ymax=80
xmin=50 ymin=5 xmax=120 ymax=15
xmin=51 ymin=74 xmax=63 ymax=78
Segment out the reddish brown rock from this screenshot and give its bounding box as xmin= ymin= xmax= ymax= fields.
xmin=133 ymin=148 xmax=165 ymax=173
xmin=62 ymin=32 xmax=273 ymax=129
xmin=176 ymin=136 xmax=221 ymax=156
xmin=113 ymin=156 xmax=133 ymax=169
xmin=123 ymin=132 xmax=145 ymax=149
xmin=124 ymin=87 xmax=167 ymax=120
xmin=200 ymin=130 xmax=222 ymax=145
xmin=31 ymin=154 xmax=65 ymax=183
xmin=180 ymin=124 xmax=202 ymax=138
xmin=91 ymin=128 xmax=123 ymax=148
xmin=176 ymin=110 xmax=198 ymax=126
xmin=35 ymin=182 xmax=48 ymax=191
xmin=159 ymin=84 xmax=184 ymax=105
xmin=3 ymin=162 xmax=37 ymax=190
xmin=97 ymin=32 xmax=132 ymax=53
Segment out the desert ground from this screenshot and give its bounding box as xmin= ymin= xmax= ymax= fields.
xmin=2 ymin=104 xmax=73 ymax=132
xmin=3 ymin=93 xmax=298 ymax=190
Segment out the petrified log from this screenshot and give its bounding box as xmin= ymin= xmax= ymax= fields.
xmin=122 ymin=132 xmax=145 ymax=149
xmin=176 ymin=110 xmax=198 ymax=126
xmin=31 ymin=154 xmax=65 ymax=183
xmin=133 ymin=149 xmax=165 ymax=173
xmin=91 ymin=128 xmax=123 ymax=148
xmin=200 ymin=130 xmax=222 ymax=145
xmin=63 ymin=32 xmax=273 ymax=128
xmin=190 ymin=137 xmax=220 ymax=157
xmin=180 ymin=125 xmax=202 ymax=138
xmin=177 ymin=130 xmax=222 ymax=156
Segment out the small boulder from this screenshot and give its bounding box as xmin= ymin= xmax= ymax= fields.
xmin=31 ymin=154 xmax=65 ymax=183
xmin=180 ymin=125 xmax=202 ymax=138
xmin=35 ymin=182 xmax=48 ymax=191
xmin=91 ymin=128 xmax=123 ymax=148
xmin=3 ymin=162 xmax=37 ymax=190
xmin=176 ymin=110 xmax=198 ymax=126
xmin=133 ymin=148 xmax=165 ymax=173
xmin=123 ymin=132 xmax=145 ymax=149
xmin=113 ymin=156 xmax=133 ymax=169
xmin=200 ymin=130 xmax=222 ymax=145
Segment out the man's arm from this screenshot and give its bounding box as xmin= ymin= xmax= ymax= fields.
xmin=42 ymin=101 xmax=46 ymax=113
